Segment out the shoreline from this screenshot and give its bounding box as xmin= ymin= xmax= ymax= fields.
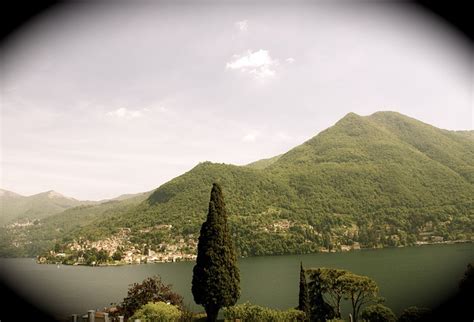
xmin=28 ymin=239 xmax=473 ymax=267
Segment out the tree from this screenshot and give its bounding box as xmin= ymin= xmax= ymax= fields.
xmin=298 ymin=262 xmax=310 ymax=320
xmin=192 ymin=183 xmax=240 ymax=321
xmin=398 ymin=306 xmax=431 ymax=322
xmin=118 ymin=275 xmax=183 ymax=318
xmin=339 ymin=273 xmax=379 ymax=321
xmin=307 ymin=268 xmax=335 ymax=322
xmin=112 ymin=249 xmax=123 ymax=261
xmin=307 ymin=268 xmax=347 ymax=318
xmin=360 ymin=304 xmax=396 ymax=322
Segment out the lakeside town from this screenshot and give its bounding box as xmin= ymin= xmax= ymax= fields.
xmin=33 ymin=217 xmax=471 ymax=266
xmin=37 ymin=226 xmax=198 ymax=266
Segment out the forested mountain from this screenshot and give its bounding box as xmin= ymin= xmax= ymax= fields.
xmin=0 ymin=189 xmax=96 ymax=225
xmin=3 ymin=112 xmax=473 ymax=258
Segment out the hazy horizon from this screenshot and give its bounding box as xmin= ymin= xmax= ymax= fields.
xmin=1 ymin=1 xmax=472 ymax=200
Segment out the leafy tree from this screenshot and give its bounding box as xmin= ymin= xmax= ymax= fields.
xmin=112 ymin=249 xmax=123 ymax=261
xmin=397 ymin=306 xmax=431 ymax=322
xmin=307 ymin=268 xmax=348 ymax=318
xmin=130 ymin=302 xmax=181 ymax=322
xmin=118 ymin=275 xmax=183 ymax=318
xmin=360 ymin=304 xmax=396 ymax=322
xmin=339 ymin=273 xmax=379 ymax=321
xmin=307 ymin=268 xmax=334 ymax=321
xmin=298 ymin=262 xmax=310 ymax=320
xmin=192 ymin=183 xmax=240 ymax=321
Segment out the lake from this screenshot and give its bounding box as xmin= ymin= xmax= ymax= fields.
xmin=1 ymin=243 xmax=472 ymax=320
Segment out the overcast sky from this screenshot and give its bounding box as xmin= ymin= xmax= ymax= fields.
xmin=1 ymin=1 xmax=472 ymax=200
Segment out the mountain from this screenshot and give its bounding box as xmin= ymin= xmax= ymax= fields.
xmin=246 ymin=154 xmax=282 ymax=169
xmin=3 ymin=111 xmax=473 ymax=258
xmin=0 ymin=189 xmax=98 ymax=225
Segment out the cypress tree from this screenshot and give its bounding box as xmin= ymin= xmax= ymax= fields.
xmin=298 ymin=262 xmax=310 ymax=320
xmin=192 ymin=183 xmax=240 ymax=321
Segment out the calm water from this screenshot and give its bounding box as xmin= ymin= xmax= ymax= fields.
xmin=1 ymin=243 xmax=472 ymax=319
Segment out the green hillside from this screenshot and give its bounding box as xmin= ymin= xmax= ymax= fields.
xmin=0 ymin=191 xmax=151 ymax=257
xmin=3 ymin=111 xmax=473 ymax=258
xmin=245 ymin=154 xmax=282 ymax=169
xmin=0 ymin=189 xmax=97 ymax=225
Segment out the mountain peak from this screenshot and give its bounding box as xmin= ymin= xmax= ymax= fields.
xmin=0 ymin=189 xmax=22 ymax=198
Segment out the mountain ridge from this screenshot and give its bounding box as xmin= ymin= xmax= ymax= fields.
xmin=2 ymin=111 xmax=473 ymax=258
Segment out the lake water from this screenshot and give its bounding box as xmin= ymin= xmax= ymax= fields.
xmin=1 ymin=243 xmax=472 ymax=320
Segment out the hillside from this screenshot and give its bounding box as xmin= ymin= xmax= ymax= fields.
xmin=3 ymin=111 xmax=473 ymax=259
xmin=0 ymin=189 xmax=97 ymax=225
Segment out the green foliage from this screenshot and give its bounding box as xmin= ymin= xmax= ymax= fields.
xmin=192 ymin=184 xmax=240 ymax=321
xmin=118 ymin=276 xmax=183 ymax=319
xmin=223 ymin=302 xmax=305 ymax=321
xmin=339 ymin=273 xmax=379 ymax=321
xmin=360 ymin=304 xmax=396 ymax=322
xmin=307 ymin=267 xmax=335 ymax=322
xmin=307 ymin=268 xmax=379 ymax=321
xmin=129 ymin=302 xmax=181 ymax=322
xmin=298 ymin=263 xmax=310 ymax=319
xmin=397 ymin=306 xmax=431 ymax=322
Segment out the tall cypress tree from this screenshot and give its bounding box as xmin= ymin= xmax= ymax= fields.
xmin=298 ymin=262 xmax=310 ymax=320
xmin=192 ymin=183 xmax=240 ymax=321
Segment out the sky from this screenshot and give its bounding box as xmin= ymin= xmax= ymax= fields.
xmin=1 ymin=1 xmax=472 ymax=200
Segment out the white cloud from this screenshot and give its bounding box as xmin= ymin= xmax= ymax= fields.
xmin=106 ymin=107 xmax=143 ymax=119
xmin=235 ymin=20 xmax=248 ymax=31
xmin=285 ymin=57 xmax=295 ymax=64
xmin=226 ymin=49 xmax=278 ymax=79
xmin=242 ymin=131 xmax=260 ymax=142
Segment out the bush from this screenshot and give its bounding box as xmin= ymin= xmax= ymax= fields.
xmin=223 ymin=302 xmax=305 ymax=321
xmin=398 ymin=306 xmax=431 ymax=322
xmin=130 ymin=302 xmax=181 ymax=321
xmin=117 ymin=275 xmax=183 ymax=318
xmin=360 ymin=304 xmax=396 ymax=322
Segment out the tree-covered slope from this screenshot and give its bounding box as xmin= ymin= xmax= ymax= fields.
xmin=0 ymin=191 xmax=152 ymax=257
xmin=4 ymin=111 xmax=473 ymax=258
xmin=0 ymin=189 xmax=96 ymax=225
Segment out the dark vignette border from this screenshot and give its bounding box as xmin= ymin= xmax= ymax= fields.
xmin=0 ymin=1 xmax=472 ymax=321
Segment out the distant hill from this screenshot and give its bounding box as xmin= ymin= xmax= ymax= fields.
xmin=0 ymin=189 xmax=97 ymax=225
xmin=0 ymin=189 xmax=150 ymax=225
xmin=3 ymin=111 xmax=473 ymax=257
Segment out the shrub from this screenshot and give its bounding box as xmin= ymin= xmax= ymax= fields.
xmin=360 ymin=304 xmax=396 ymax=322
xmin=130 ymin=302 xmax=181 ymax=321
xmin=398 ymin=306 xmax=431 ymax=322
xmin=117 ymin=275 xmax=183 ymax=318
xmin=223 ymin=302 xmax=305 ymax=321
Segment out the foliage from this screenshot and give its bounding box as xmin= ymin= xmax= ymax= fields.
xmin=360 ymin=304 xmax=396 ymax=322
xmin=397 ymin=306 xmax=431 ymax=322
xmin=306 ymin=268 xmax=379 ymax=321
xmin=298 ymin=262 xmax=310 ymax=320
xmin=223 ymin=302 xmax=305 ymax=321
xmin=192 ymin=183 xmax=240 ymax=321
xmin=307 ymin=267 xmax=335 ymax=321
xmin=338 ymin=273 xmax=379 ymax=321
xmin=118 ymin=276 xmax=183 ymax=318
xmin=129 ymin=302 xmax=181 ymax=322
